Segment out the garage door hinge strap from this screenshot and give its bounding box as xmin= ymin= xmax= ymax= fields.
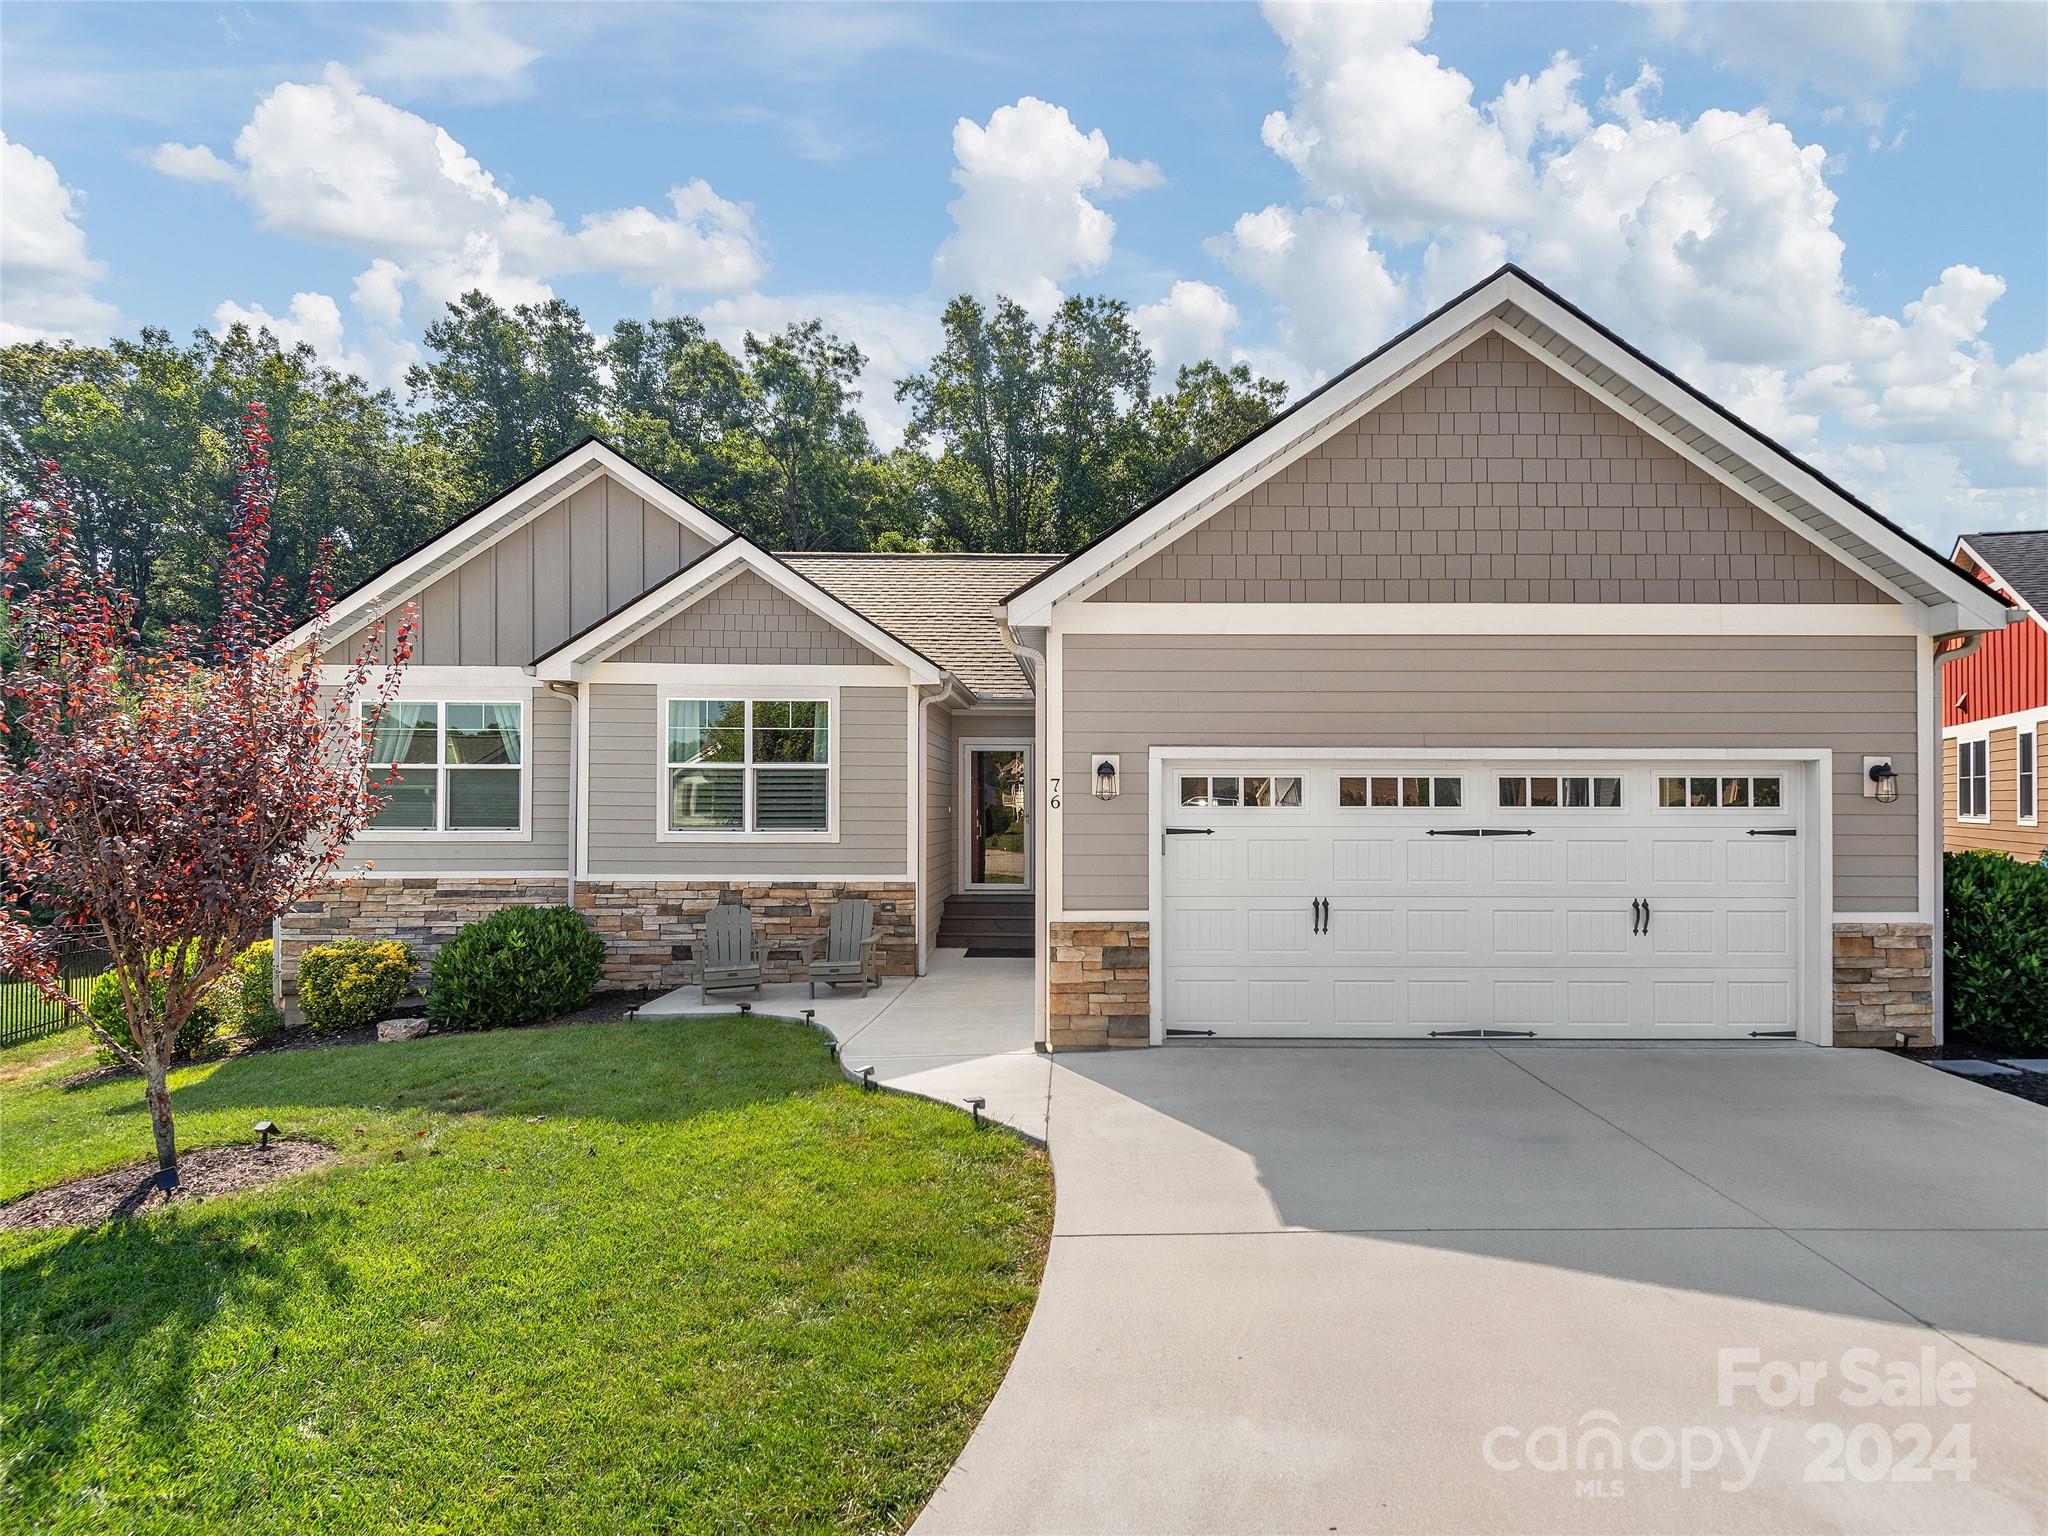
xmin=1427 ymin=1028 xmax=1539 ymax=1039
xmin=1747 ymin=1030 xmax=1798 ymax=1038
xmin=1746 ymin=828 xmax=1798 ymax=837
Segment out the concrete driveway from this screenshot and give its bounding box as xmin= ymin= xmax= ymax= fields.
xmin=916 ymin=1044 xmax=2048 ymax=1535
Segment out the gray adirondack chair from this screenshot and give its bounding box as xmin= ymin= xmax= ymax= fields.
xmin=697 ymin=903 xmax=762 ymax=1001
xmin=805 ymin=899 xmax=879 ymax=998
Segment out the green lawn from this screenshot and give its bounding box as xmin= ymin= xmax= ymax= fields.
xmin=0 ymin=1016 xmax=1053 ymax=1534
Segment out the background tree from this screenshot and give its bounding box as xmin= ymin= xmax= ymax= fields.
xmin=740 ymin=320 xmax=875 ymax=549
xmin=408 ymin=292 xmax=603 ymax=502
xmin=0 ymin=404 xmax=409 ymax=1188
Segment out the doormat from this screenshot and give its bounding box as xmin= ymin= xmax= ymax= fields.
xmin=964 ymin=946 xmax=1033 ymax=959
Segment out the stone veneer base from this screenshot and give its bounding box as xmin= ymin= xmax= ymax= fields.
xmin=1831 ymin=920 xmax=1935 ymax=1048
xmin=280 ymin=876 xmax=915 ymax=995
xmin=1048 ymin=920 xmax=1149 ymax=1050
xmin=1046 ymin=917 xmax=1934 ymax=1051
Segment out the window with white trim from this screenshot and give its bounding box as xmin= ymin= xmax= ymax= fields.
xmin=1337 ymin=774 xmax=1461 ymax=809
xmin=1179 ymin=774 xmax=1302 ymax=809
xmin=1956 ymin=739 xmax=1989 ymax=822
xmin=1657 ymin=774 xmax=1782 ymax=810
xmin=2017 ymin=729 xmax=2036 ymax=826
xmin=668 ymin=698 xmax=830 ymax=833
xmin=363 ymin=701 xmax=523 ymax=832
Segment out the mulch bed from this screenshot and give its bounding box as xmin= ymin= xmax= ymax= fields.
xmin=0 ymin=1140 xmax=336 ymax=1231
xmin=1900 ymin=1041 xmax=2048 ymax=1108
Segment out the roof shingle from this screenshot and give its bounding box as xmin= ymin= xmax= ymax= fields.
xmin=780 ymin=553 xmax=1063 ymax=701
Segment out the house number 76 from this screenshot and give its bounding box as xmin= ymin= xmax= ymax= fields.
xmin=1048 ymin=777 xmax=1061 ymax=810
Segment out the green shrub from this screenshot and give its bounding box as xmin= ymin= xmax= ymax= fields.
xmin=88 ymin=947 xmax=229 ymax=1063
xmin=1944 ymin=850 xmax=2048 ymax=1050
xmin=229 ymin=940 xmax=284 ymax=1038
xmin=298 ymin=938 xmax=416 ymax=1034
xmin=427 ymin=906 xmax=607 ymax=1029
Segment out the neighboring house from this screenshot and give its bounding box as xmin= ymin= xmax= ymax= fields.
xmin=283 ymin=266 xmax=2013 ymax=1051
xmin=1942 ymin=530 xmax=2048 ymax=864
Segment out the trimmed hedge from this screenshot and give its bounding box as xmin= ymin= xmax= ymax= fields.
xmin=299 ymin=938 xmax=416 ymax=1034
xmin=1944 ymin=850 xmax=2048 ymax=1051
xmin=227 ymin=939 xmax=284 ymax=1039
xmin=427 ymin=906 xmax=606 ymax=1030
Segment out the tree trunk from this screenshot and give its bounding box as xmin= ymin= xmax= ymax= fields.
xmin=143 ymin=1046 xmax=180 ymax=1190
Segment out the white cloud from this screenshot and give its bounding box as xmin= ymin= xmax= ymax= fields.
xmin=1227 ymin=0 xmax=2046 ymax=538
xmin=0 ymin=134 xmax=118 ymax=344
xmin=1207 ymin=203 xmax=1407 ymax=380
xmin=213 ymin=287 xmax=420 ymax=391
xmin=932 ymin=96 xmax=1160 ymax=314
xmin=1134 ymin=280 xmax=1241 ymax=378
xmin=151 ymin=64 xmax=766 ymax=320
xmin=360 ymin=3 xmax=542 ymax=99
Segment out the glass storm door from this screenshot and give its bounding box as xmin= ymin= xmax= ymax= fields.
xmin=965 ymin=745 xmax=1032 ymax=890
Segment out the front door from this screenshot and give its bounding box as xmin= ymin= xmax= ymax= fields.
xmin=964 ymin=743 xmax=1033 ymax=890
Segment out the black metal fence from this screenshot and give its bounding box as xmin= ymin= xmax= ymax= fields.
xmin=0 ymin=935 xmax=109 ymax=1048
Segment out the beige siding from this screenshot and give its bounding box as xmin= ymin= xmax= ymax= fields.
xmin=586 ymin=683 xmax=908 ymax=878
xmin=1945 ymin=727 xmax=2047 ymax=862
xmin=1060 ymin=633 xmax=1919 ymax=911
xmin=924 ymin=704 xmax=956 ymax=940
xmin=1096 ymin=336 xmax=1882 ymax=605
xmin=340 ymin=687 xmax=572 ymax=874
xmin=336 ymin=474 xmax=714 ymax=665
xmin=614 ymin=569 xmax=883 ymax=666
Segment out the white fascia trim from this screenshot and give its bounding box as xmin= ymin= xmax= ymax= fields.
xmin=593 ymin=663 xmax=909 ymax=686
xmin=333 ymin=868 xmax=571 ymax=880
xmin=536 ymin=541 xmax=948 ymax=686
xmin=1006 ymin=295 xmax=1509 ymax=625
xmin=1942 ymin=706 xmax=2048 ymax=738
xmin=1150 ymin=745 xmax=1833 ymax=765
xmin=1482 ymin=276 xmax=2007 ymax=628
xmin=1057 ymin=604 xmax=1918 ymax=637
xmin=285 ymin=444 xmax=735 ymax=654
xmin=1952 ymin=539 xmax=2045 ymax=634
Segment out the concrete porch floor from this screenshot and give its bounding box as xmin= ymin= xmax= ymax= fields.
xmin=639 ymin=948 xmax=1049 ymax=1140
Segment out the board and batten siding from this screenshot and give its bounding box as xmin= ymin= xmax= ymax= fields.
xmin=337 ymin=474 xmax=715 ymax=666
xmin=1059 ymin=633 xmax=1920 ymax=912
xmin=586 ymin=683 xmax=909 ymax=878
xmin=1094 ymin=335 xmax=1882 ymax=606
xmin=613 ymin=570 xmax=884 ymax=667
xmin=338 ymin=686 xmax=572 ymax=874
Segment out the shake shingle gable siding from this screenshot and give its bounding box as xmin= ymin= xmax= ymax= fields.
xmin=613 ymin=570 xmax=885 ymax=667
xmin=1096 ymin=336 xmax=1883 ymax=605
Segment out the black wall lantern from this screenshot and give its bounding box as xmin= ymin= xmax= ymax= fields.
xmin=1092 ymin=754 xmax=1120 ymax=800
xmin=1866 ymin=759 xmax=1899 ymax=803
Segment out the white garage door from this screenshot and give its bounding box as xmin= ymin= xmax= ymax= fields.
xmin=1160 ymin=760 xmax=1806 ymax=1040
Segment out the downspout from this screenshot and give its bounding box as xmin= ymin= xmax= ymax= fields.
xmin=1928 ymin=628 xmax=1988 ymax=1045
xmin=545 ymin=678 xmax=580 ymax=911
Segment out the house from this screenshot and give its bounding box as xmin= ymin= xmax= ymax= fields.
xmin=282 ymin=266 xmax=2014 ymax=1051
xmin=1942 ymin=530 xmax=2047 ymax=863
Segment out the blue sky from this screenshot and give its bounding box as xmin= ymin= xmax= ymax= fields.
xmin=3 ymin=1 xmax=2043 ymax=548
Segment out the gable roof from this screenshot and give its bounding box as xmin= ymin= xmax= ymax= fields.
xmin=285 ymin=436 xmax=735 ymax=653
xmin=1954 ymin=531 xmax=2048 ymax=629
xmin=1004 ymin=265 xmax=2011 ymax=636
xmin=783 ymin=554 xmax=1063 ymax=701
xmin=530 ymin=539 xmax=951 ymax=686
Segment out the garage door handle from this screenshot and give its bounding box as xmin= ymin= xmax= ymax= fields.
xmin=1641 ymin=899 xmax=1651 ymax=934
xmin=1631 ymin=898 xmax=1643 ymax=935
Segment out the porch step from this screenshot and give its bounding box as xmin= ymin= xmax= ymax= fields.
xmin=936 ymin=893 xmax=1033 ymax=950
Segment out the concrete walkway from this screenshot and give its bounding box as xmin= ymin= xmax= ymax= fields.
xmin=642 ymin=948 xmax=1048 ymax=1139
xmin=916 ymin=1043 xmax=2048 ymax=1535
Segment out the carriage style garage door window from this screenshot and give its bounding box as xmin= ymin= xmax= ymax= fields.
xmin=1159 ymin=758 xmax=1807 ymax=1040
